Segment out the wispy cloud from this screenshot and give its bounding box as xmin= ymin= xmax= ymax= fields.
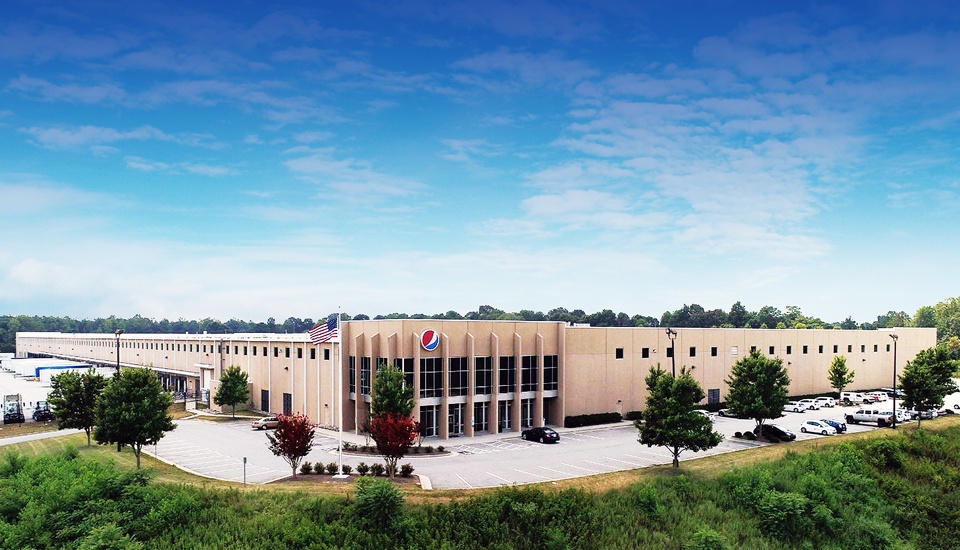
xmin=284 ymin=147 xmax=426 ymax=199
xmin=453 ymin=47 xmax=599 ymax=89
xmin=21 ymin=124 xmax=219 ymax=150
xmin=8 ymin=75 xmax=126 ymax=103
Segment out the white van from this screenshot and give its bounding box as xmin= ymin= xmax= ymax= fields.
xmin=840 ymin=392 xmax=871 ymax=405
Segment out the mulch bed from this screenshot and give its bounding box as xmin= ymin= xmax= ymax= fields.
xmin=272 ymin=473 xmax=419 ymax=485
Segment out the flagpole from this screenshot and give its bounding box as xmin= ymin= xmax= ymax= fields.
xmin=335 ymin=308 xmax=347 ymax=478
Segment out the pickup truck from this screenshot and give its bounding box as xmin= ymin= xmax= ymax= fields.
xmin=845 ymin=408 xmax=894 ymax=427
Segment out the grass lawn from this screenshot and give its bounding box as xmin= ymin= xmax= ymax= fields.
xmin=5 ymin=414 xmax=959 ymax=503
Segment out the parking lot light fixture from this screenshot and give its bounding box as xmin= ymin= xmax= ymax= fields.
xmin=115 ymin=329 xmax=124 ymax=374
xmin=665 ymin=328 xmax=678 ymax=377
xmin=890 ymin=333 xmax=898 ymax=429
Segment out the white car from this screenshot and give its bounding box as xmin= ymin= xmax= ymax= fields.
xmin=694 ymin=410 xmax=715 ymax=421
xmin=800 ymin=420 xmax=837 ymax=435
xmin=798 ymin=399 xmax=821 ymax=410
xmin=784 ymin=401 xmax=806 ymax=413
xmin=814 ymin=396 xmax=835 ymax=408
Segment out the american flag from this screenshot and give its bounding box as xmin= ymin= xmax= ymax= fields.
xmin=309 ymin=317 xmax=339 ymax=344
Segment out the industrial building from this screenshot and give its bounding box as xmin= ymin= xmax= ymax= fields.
xmin=15 ymin=322 xmax=935 ymax=440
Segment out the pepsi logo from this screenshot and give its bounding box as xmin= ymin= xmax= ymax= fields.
xmin=421 ymin=329 xmax=440 ymax=351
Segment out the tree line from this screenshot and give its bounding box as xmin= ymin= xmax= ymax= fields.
xmin=3 ymin=296 xmax=959 ymax=353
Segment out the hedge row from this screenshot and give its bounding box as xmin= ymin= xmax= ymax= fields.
xmin=564 ymin=412 xmax=622 ymax=428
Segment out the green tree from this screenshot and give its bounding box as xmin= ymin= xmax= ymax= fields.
xmin=637 ymin=366 xmax=723 ymax=468
xmin=369 ymin=364 xmax=417 ymax=477
xmin=265 ymin=413 xmax=315 ymax=476
xmin=900 ymin=346 xmax=959 ymax=427
xmin=94 ymin=367 xmax=175 ymax=468
xmin=371 ymin=365 xmax=413 ymax=417
xmin=725 ymin=349 xmax=791 ymax=431
xmin=47 ymin=368 xmax=108 ymax=447
xmin=913 ymin=305 xmax=936 ymax=328
xmin=827 ymin=355 xmax=855 ymax=396
xmin=213 ymin=365 xmax=249 ymax=417
xmin=934 ymin=296 xmax=960 ymax=344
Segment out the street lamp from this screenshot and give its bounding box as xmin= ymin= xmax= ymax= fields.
xmin=665 ymin=327 xmax=678 ymax=377
xmin=890 ymin=333 xmax=898 ymax=429
xmin=115 ymin=329 xmax=124 ymax=374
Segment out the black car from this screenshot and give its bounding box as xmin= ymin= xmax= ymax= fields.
xmin=521 ymin=427 xmax=560 ymax=444
xmin=33 ymin=407 xmax=55 ymax=421
xmin=820 ymin=418 xmax=847 ymax=433
xmin=754 ymin=423 xmax=796 ymax=441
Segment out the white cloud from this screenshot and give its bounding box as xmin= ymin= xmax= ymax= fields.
xmin=8 ymin=75 xmax=126 ymax=103
xmin=284 ymin=148 xmax=426 ymax=198
xmin=453 ymin=47 xmax=599 ymax=89
xmin=439 ymin=138 xmax=500 ymax=162
xmin=21 ymin=124 xmax=218 ymax=150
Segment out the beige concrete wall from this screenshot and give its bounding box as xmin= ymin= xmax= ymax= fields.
xmin=16 ymin=324 xmax=937 ymax=439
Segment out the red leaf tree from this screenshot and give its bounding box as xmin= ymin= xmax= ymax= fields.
xmin=265 ymin=413 xmax=315 ymax=477
xmin=370 ymin=412 xmax=418 ymax=478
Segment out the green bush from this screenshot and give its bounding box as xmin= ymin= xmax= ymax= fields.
xmin=684 ymin=528 xmax=732 ymax=550
xmin=313 ymin=462 xmax=325 ymax=474
xmin=564 ymin=412 xmax=622 ymax=428
xmin=342 ymin=464 xmax=352 ymax=475
xmin=370 ymin=462 xmax=385 ymax=477
xmin=624 ymin=410 xmax=643 ymax=421
xmin=437 ymin=445 xmax=444 ymax=452
xmin=757 ymin=491 xmax=810 ymax=539
xmin=356 ymin=462 xmax=370 ymax=476
xmin=355 ymin=477 xmax=404 ymax=529
xmin=299 ymin=461 xmax=313 ymax=475
xmin=400 ymin=463 xmax=414 ymax=477
xmin=325 ymin=462 xmax=338 ymax=475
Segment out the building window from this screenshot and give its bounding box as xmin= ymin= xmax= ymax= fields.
xmin=802 ymin=345 xmax=808 ymax=354
xmin=253 ymin=346 xmax=257 ymax=356
xmin=543 ymin=355 xmax=559 ymax=391
xmin=615 ymin=348 xmax=624 ymax=359
xmin=285 ymin=347 xmax=291 ymax=358
xmin=886 ymin=344 xmax=891 ymax=352
xmin=274 ymin=347 xmax=279 ymax=358
xmin=282 ymin=393 xmax=292 ymax=416
xmin=834 ymin=345 xmax=839 ymax=353
xmin=689 ymin=346 xmax=696 ymax=358
xmin=243 ymin=346 xmax=247 ymax=356
xmin=768 ymin=346 xmax=775 ymax=355
xmin=475 ymin=357 xmax=493 ymax=394
xmin=874 ymin=344 xmax=878 ymax=352
xmin=642 ymin=347 xmax=650 ymax=358
xmin=749 ymin=346 xmax=756 ymax=353
xmin=848 ymin=345 xmax=853 ymax=353
xmin=818 ymin=345 xmax=824 ymax=354
xmin=711 ymin=347 xmax=718 ymax=357
xmin=786 ymin=346 xmax=792 ymax=355
xmin=449 ymin=357 xmax=468 ymax=397
xmin=324 ymin=349 xmax=330 ymax=360
xmin=260 ymin=389 xmax=269 ymax=412
xmin=310 ymin=348 xmax=316 ymax=360
xmin=498 ymin=356 xmax=517 ymax=393
xmin=234 ymin=346 xmax=238 ymax=355
xmin=297 ymin=348 xmax=303 ymax=359
xmin=420 ymin=357 xmax=443 ymax=398
xmin=521 ymin=356 xmax=538 ymax=392
xmin=360 ymin=357 xmax=371 ymax=395
xmin=399 ymin=358 xmax=414 ymax=389
xmin=861 ymin=345 xmax=866 ymax=353
xmin=349 ymin=356 xmax=356 ymax=390
xmin=666 ymin=347 xmax=674 ymax=358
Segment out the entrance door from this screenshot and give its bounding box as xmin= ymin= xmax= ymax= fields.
xmin=448 ymin=403 xmax=464 ymax=436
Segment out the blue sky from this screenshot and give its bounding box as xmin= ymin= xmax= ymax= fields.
xmin=1 ymin=0 xmax=958 ymax=323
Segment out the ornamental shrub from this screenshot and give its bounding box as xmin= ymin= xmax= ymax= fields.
xmin=356 ymin=462 xmax=370 ymax=476
xmin=299 ymin=462 xmax=313 ymax=475
xmin=313 ymin=462 xmax=324 ymax=474
xmin=400 ymin=463 xmax=414 ymax=477
xmin=370 ymin=462 xmax=385 ymax=477
xmin=342 ymin=464 xmax=352 ymax=475
xmin=325 ymin=462 xmax=338 ymax=475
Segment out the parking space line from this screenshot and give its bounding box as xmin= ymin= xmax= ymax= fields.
xmin=514 ymin=468 xmax=549 ymax=479
xmin=536 ymin=465 xmax=568 ymax=475
xmin=561 ymin=462 xmax=601 ymax=473
xmin=485 ymin=471 xmax=513 ymax=484
xmin=603 ymin=456 xmax=642 ymax=466
xmin=456 ymin=474 xmax=474 ymax=489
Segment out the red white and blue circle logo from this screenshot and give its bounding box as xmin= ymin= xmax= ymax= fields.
xmin=421 ymin=329 xmax=440 ymax=352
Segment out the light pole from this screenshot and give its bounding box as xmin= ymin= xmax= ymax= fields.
xmin=115 ymin=329 xmax=124 ymax=374
xmin=890 ymin=333 xmax=898 ymax=429
xmin=665 ymin=327 xmax=678 ymax=377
